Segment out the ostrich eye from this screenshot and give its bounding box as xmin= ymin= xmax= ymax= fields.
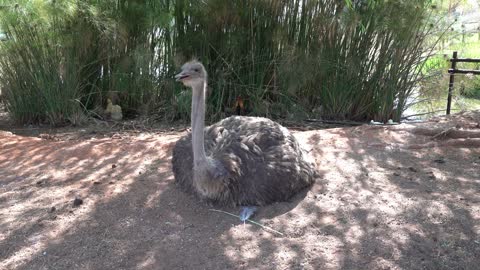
xmin=193 ymin=68 xmax=200 ymax=72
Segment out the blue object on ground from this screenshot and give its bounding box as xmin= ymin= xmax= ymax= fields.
xmin=239 ymin=206 xmax=257 ymax=221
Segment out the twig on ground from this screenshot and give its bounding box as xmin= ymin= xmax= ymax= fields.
xmin=410 ymin=127 xmax=480 ymax=139
xmin=406 ymin=138 xmax=480 ymax=149
xmin=432 ymin=127 xmax=455 ymax=139
xmin=208 ymin=209 xmax=284 ymax=236
xmin=304 ymin=119 xmax=365 ymax=126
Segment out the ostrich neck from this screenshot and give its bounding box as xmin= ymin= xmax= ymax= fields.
xmin=191 ymin=80 xmax=208 ymax=168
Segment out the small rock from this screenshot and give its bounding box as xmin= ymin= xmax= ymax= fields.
xmin=393 ymin=172 xmax=401 ymax=176
xmin=183 ymin=224 xmax=194 ymax=230
xmin=93 ymin=181 xmax=101 ymax=185
xmin=49 ymin=206 xmax=56 ymax=213
xmin=408 ymin=167 xmax=418 ymax=172
xmin=36 ymin=180 xmax=43 ymax=186
xmin=73 ymin=198 xmax=83 ymax=207
xmin=434 ymin=159 xmax=445 ymax=164
xmin=112 ymin=164 xmax=117 ymax=169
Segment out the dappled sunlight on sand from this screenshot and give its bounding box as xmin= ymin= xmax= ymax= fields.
xmin=1 ymin=111 xmax=480 ymax=269
xmin=0 ymin=133 xmax=180 ymax=269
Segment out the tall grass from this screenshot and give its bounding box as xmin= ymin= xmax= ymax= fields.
xmin=0 ymin=0 xmax=439 ymax=124
xmin=0 ymin=17 xmax=84 ymax=125
xmin=415 ymin=14 xmax=480 ymax=117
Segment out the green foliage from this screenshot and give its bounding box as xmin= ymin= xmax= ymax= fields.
xmin=0 ymin=5 xmax=84 ymax=125
xmin=412 ymin=0 xmax=480 ymax=116
xmin=171 ymin=0 xmax=437 ymax=122
xmin=0 ymin=0 xmax=438 ymax=124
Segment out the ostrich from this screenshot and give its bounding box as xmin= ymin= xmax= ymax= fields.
xmin=172 ymin=60 xmax=317 ymax=208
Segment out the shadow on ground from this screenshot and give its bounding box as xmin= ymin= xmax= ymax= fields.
xmin=0 ymin=111 xmax=479 ymax=269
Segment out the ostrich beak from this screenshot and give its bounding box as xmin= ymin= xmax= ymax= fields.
xmin=175 ymin=71 xmax=190 ymax=81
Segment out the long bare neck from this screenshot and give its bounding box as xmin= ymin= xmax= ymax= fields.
xmin=191 ymin=80 xmax=208 ymax=168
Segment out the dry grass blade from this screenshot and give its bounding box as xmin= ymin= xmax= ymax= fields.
xmin=208 ymin=209 xmax=285 ymax=237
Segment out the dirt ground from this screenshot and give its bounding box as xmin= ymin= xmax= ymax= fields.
xmin=1 ymin=111 xmax=479 ymax=270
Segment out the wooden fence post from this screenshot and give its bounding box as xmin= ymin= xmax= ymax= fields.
xmin=447 ymin=51 xmax=457 ymax=115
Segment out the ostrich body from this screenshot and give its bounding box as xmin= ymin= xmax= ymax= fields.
xmin=172 ymin=61 xmax=316 ymax=206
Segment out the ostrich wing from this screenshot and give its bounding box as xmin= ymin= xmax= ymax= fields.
xmin=173 ymin=116 xmax=316 ymax=206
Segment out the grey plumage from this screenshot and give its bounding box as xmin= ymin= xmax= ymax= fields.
xmin=172 ymin=60 xmax=317 ymax=206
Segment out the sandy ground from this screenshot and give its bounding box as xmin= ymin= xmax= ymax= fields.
xmin=1 ymin=112 xmax=480 ymax=270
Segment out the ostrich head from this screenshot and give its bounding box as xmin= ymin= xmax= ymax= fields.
xmin=175 ymin=60 xmax=207 ymax=88
xmin=175 ymin=60 xmax=209 ymax=168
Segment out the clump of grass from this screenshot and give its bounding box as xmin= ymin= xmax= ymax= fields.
xmin=0 ymin=17 xmax=84 ymax=125
xmin=0 ymin=0 xmax=440 ymax=125
xmin=462 ymin=77 xmax=480 ymax=99
xmin=175 ymin=0 xmax=439 ymax=123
